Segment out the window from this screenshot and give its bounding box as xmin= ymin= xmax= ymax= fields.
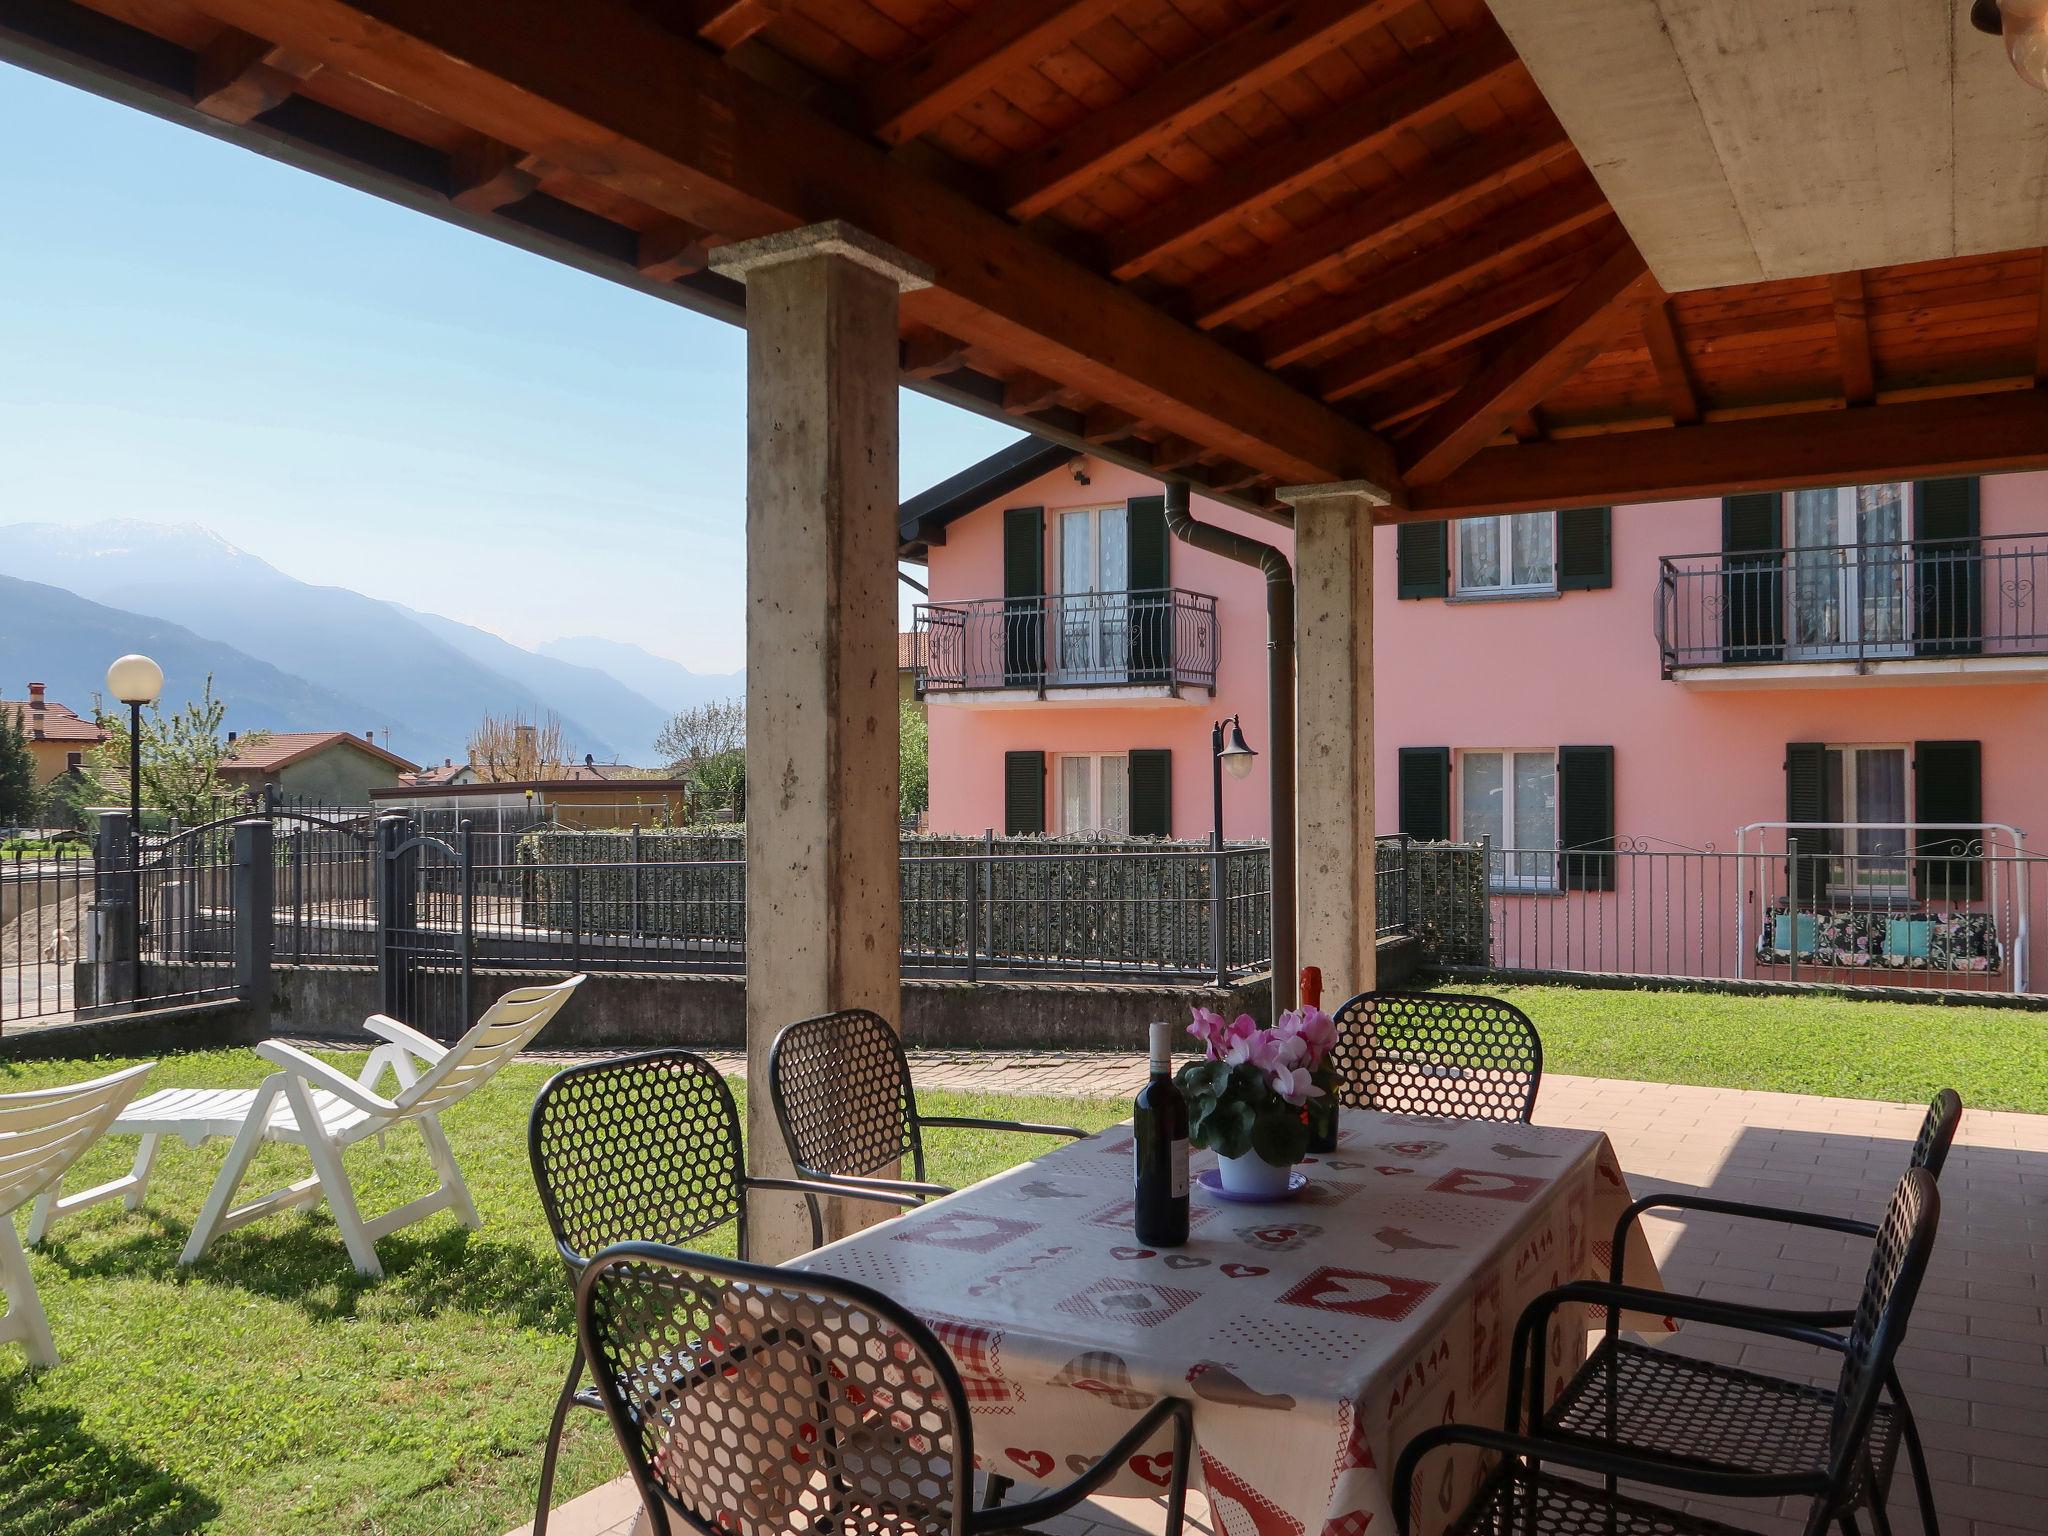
xmin=1787 ymin=484 xmax=1909 ymax=658
xmin=1057 ymin=753 xmax=1129 ymax=834
xmin=65 ymin=751 xmax=83 ymax=772
xmin=1455 ymin=512 xmax=1555 ymax=595
xmin=1821 ymin=744 xmax=1909 ymax=896
xmin=1457 ymin=749 xmax=1558 ymax=888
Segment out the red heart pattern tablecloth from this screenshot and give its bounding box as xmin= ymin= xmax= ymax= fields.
xmin=800 ymin=1108 xmax=1664 ymax=1536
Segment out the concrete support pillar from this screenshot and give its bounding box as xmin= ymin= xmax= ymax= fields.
xmin=1279 ymin=482 xmax=1384 ymax=1008
xmin=713 ymin=222 xmax=932 ymax=1261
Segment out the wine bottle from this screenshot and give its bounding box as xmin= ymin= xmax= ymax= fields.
xmin=1133 ymin=1021 xmax=1189 ymax=1247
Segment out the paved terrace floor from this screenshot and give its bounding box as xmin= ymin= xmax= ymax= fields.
xmin=507 ymin=1054 xmax=2046 ymax=1536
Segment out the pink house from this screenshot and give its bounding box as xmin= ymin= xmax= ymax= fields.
xmin=903 ymin=444 xmax=2048 ymax=992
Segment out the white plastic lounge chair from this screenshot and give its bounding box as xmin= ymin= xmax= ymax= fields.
xmin=2 ymin=1062 xmax=154 ymax=1366
xmin=32 ymin=977 xmax=584 ymax=1278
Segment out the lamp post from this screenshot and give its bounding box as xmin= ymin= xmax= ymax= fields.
xmin=1210 ymin=715 xmax=1256 ymax=985
xmin=106 ymin=653 xmax=162 ymax=1005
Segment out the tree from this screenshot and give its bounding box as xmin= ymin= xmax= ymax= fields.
xmin=899 ymin=700 xmax=928 ymax=823
xmin=468 ymin=712 xmax=569 ymax=782
xmin=656 ymin=697 xmax=745 ymax=772
xmin=0 ymin=706 xmax=37 ymax=826
xmin=687 ymin=748 xmax=746 ymax=824
xmin=87 ymin=677 xmax=263 ymax=827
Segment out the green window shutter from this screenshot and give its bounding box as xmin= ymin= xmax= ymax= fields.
xmin=1913 ymin=740 xmax=1982 ymax=901
xmin=1914 ymin=478 xmax=1981 ymax=658
xmin=1126 ymin=495 xmax=1170 ymax=677
xmin=1395 ymin=521 xmax=1448 ymax=600
xmin=1555 ymin=506 xmax=1612 ymax=591
xmin=1557 ymin=745 xmax=1615 ymax=892
xmin=1129 ymin=749 xmax=1173 ymax=837
xmin=1397 ymin=747 xmax=1450 ymax=841
xmin=1721 ymin=493 xmax=1784 ymax=661
xmin=1004 ymin=750 xmax=1045 ymax=836
xmin=1784 ymin=742 xmax=1828 ymax=901
xmin=1003 ymin=506 xmax=1044 ymax=686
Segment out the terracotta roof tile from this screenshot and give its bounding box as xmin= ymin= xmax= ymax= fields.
xmin=0 ymin=698 xmax=105 ymax=744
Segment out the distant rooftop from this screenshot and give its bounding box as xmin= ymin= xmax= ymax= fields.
xmin=221 ymin=730 xmax=419 ymax=775
xmin=2 ymin=684 xmax=105 ymax=745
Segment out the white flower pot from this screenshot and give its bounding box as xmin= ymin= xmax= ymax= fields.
xmin=1216 ymin=1149 xmax=1294 ymax=1197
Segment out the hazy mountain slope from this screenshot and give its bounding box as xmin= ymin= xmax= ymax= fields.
xmin=0 ymin=573 xmax=377 ymax=736
xmin=538 ymin=634 xmax=742 ymax=716
xmin=399 ymin=608 xmax=670 ymax=762
xmin=0 ymin=521 xmax=617 ymax=765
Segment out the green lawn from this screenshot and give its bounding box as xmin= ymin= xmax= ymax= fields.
xmin=0 ymin=1049 xmax=1125 ymax=1536
xmin=1476 ymin=981 xmax=2048 ymax=1115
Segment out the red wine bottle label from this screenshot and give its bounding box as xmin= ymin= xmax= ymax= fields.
xmin=1170 ymin=1137 xmax=1189 ymax=1199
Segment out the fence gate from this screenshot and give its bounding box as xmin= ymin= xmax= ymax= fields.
xmin=376 ymin=816 xmax=473 ymax=1042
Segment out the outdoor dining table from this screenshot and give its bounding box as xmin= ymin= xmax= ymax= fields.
xmin=798 ymin=1107 xmax=1666 ymax=1536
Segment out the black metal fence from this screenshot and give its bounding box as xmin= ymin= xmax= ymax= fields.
xmin=915 ymin=588 xmax=1219 ymax=694
xmin=1656 ymin=533 xmax=2048 ymax=675
xmin=1 ymin=851 xmax=92 ymax=1031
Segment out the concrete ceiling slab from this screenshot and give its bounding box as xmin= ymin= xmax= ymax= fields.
xmin=1487 ymin=0 xmax=2048 ymax=291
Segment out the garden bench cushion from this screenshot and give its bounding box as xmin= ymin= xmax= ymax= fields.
xmin=1755 ymin=898 xmax=2001 ymax=972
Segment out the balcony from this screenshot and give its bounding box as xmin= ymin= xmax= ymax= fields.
xmin=914 ymin=588 xmax=1218 ymax=704
xmin=1655 ymin=532 xmax=2048 ymax=686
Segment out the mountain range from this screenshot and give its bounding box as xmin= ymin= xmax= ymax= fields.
xmin=0 ymin=520 xmax=743 ymax=766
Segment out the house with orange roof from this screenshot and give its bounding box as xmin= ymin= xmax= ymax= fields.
xmin=1 ymin=683 xmax=107 ymax=784
xmin=219 ymin=730 xmax=419 ymax=805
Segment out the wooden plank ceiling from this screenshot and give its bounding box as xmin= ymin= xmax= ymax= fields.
xmin=5 ymin=0 xmax=2047 ymax=519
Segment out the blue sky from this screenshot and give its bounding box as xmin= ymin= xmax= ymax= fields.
xmin=0 ymin=64 xmax=1022 ymax=673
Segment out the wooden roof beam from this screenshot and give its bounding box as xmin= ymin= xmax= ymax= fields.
xmin=1316 ymin=248 xmax=1597 ymax=402
xmin=1003 ymin=371 xmax=1068 ymax=413
xmin=449 ymin=136 xmax=547 ymax=213
xmin=193 ymin=27 xmax=321 ymax=124
xmin=1081 ymin=405 xmax=1140 ymax=441
xmin=1828 ymin=270 xmax=1876 ymax=407
xmin=865 ymin=0 xmax=1126 ymax=147
xmin=636 ymin=218 xmax=715 ymax=281
xmin=1190 ymin=121 xmax=1575 ymax=330
xmin=1638 ymin=298 xmax=1702 ymax=425
xmin=1257 ymin=178 xmax=1610 ymax=368
xmin=1105 ymin=28 xmax=1522 ymax=280
xmin=1401 ymin=389 xmax=2048 ymax=518
xmin=201 ymin=0 xmax=1402 ymax=497
xmin=1402 ymin=238 xmax=1657 ymax=484
xmin=694 ymin=0 xmax=782 ymax=52
xmin=901 ymin=330 xmax=971 ymax=378
xmin=1002 ymin=0 xmax=1414 ymax=220
xmin=2035 ymin=257 xmax=2048 ymax=387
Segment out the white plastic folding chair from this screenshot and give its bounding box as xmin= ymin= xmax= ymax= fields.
xmin=2 ymin=1062 xmax=154 ymax=1366
xmin=32 ymin=976 xmax=585 ymax=1278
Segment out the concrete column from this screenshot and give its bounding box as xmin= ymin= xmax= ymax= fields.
xmin=1279 ymin=482 xmax=1384 ymax=1008
xmin=713 ymin=222 xmax=932 ymax=1261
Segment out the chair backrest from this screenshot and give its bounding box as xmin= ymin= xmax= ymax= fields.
xmin=768 ymin=1009 xmax=923 ymax=1184
xmin=0 ymin=1063 xmax=154 ymax=1219
xmin=1817 ymin=1168 xmax=1940 ymax=1527
xmin=529 ymin=1051 xmax=746 ymax=1269
xmin=1911 ymin=1088 xmax=1963 ymax=1178
xmin=578 ymin=1242 xmax=971 ymax=1536
xmin=1328 ymin=991 xmax=1541 ymax=1122
xmin=396 ymin=975 xmax=585 ymax=1118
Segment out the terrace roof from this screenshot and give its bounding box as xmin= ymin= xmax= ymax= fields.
xmin=5 ymin=0 xmax=2046 ymax=518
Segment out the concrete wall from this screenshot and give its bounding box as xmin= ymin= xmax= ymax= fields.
xmin=924 ymin=457 xmax=1292 ymax=841
xmin=269 ymin=742 xmax=412 ymax=805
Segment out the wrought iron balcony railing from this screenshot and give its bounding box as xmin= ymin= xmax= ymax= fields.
xmin=1655 ymin=532 xmax=2048 ymax=675
xmin=914 ymin=588 xmax=1219 ymax=695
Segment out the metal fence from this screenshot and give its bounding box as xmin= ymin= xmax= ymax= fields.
xmin=915 ymin=588 xmax=1219 ymax=694
xmin=1402 ymin=824 xmax=2042 ymax=996
xmin=1 ymin=852 xmax=92 ymax=1031
xmin=1656 ymin=532 xmax=2048 ymax=675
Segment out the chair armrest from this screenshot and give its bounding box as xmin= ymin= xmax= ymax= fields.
xmin=793 ymin=1164 xmax=955 ymax=1200
xmin=1611 ymin=1190 xmax=1875 ymax=1287
xmin=919 ymin=1114 xmax=1089 ymax=1141
xmin=748 ymin=1175 xmax=927 ymax=1211
xmin=976 ymin=1398 xmax=1190 ymax=1533
xmin=1390 ymin=1423 xmax=1828 ymax=1536
xmin=361 ymin=1014 xmax=447 ymax=1065
xmin=255 ymin=1041 xmax=399 ymax=1116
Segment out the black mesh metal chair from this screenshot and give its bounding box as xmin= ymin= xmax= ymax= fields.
xmin=768 ymin=1007 xmax=1087 ymax=1208
xmin=526 ymin=1051 xmax=879 ymax=1536
xmin=1395 ymin=1165 xmax=1941 ymax=1536
xmin=1328 ymin=990 xmax=1542 ymax=1122
xmin=1544 ymin=1088 xmax=1963 ymax=1536
xmin=578 ymin=1241 xmax=1194 ymax=1536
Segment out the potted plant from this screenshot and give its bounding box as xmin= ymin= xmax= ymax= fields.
xmin=1180 ymin=1006 xmax=1337 ymax=1197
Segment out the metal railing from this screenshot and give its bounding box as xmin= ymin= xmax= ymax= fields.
xmin=1 ymin=852 xmax=93 ymax=1031
xmin=1401 ymin=824 xmax=2041 ymax=996
xmin=1656 ymin=533 xmax=2048 ymax=675
xmin=915 ymin=588 xmax=1219 ymax=694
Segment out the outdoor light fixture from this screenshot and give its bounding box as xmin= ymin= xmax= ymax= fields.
xmin=1210 ymin=713 xmax=1257 ymax=854
xmin=106 ymin=653 xmax=163 ymax=707
xmin=1973 ymin=0 xmax=2048 ymax=92
xmin=105 ymin=652 xmax=162 ymax=1002
xmin=1217 ymin=718 xmax=1257 ymax=780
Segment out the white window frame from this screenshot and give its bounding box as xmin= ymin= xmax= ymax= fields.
xmin=1821 ymin=742 xmax=1911 ymax=899
xmin=1456 ymin=748 xmax=1559 ymax=891
xmin=1785 ymin=484 xmax=1913 ymax=660
xmin=1054 ymin=752 xmax=1130 ymax=835
xmin=1453 ymin=511 xmax=1557 ymax=597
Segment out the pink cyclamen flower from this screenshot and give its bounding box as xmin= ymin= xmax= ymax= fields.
xmin=1291 ymin=1006 xmax=1336 ymax=1064
xmin=1187 ymin=1006 xmax=1228 ymax=1051
xmin=1270 ymin=1064 xmax=1324 ymax=1107
xmin=1218 ymin=1015 xmax=1266 ymax=1067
